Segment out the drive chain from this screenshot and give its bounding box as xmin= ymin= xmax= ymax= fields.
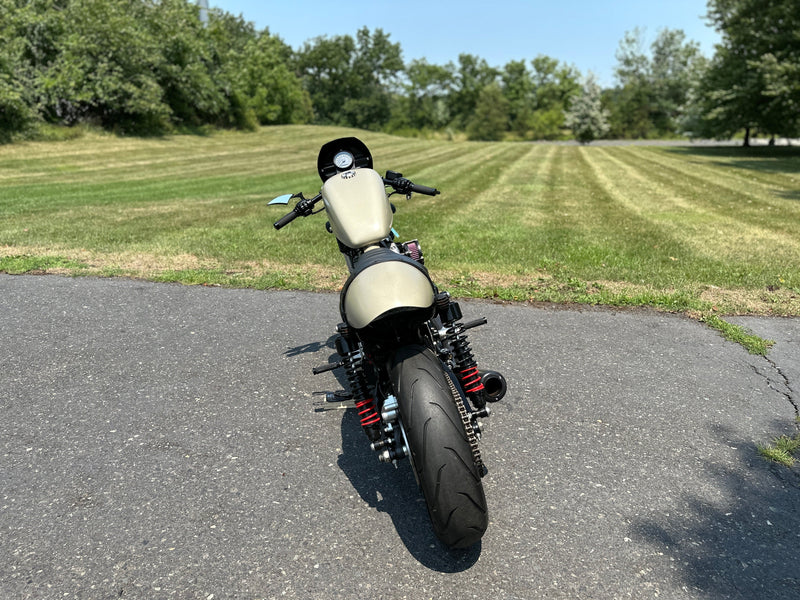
xmin=445 ymin=370 xmax=486 ymax=477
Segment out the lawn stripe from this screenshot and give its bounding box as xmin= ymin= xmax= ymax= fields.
xmin=617 ymin=146 xmax=800 ymax=219
xmin=600 ymin=147 xmax=800 ymax=258
xmin=580 ymin=147 xmax=800 ymax=287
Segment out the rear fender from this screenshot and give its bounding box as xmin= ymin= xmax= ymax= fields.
xmin=340 ymin=249 xmax=435 ymax=331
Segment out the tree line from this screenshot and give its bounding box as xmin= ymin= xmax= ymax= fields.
xmin=1 ymin=0 xmax=797 ymax=144
xmin=0 ymin=0 xmax=312 ymax=140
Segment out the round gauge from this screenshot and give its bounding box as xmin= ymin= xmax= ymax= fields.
xmin=333 ymin=151 xmax=354 ymax=170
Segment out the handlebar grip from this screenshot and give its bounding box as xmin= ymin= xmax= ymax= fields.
xmin=410 ymin=183 xmax=440 ymax=196
xmin=274 ymin=209 xmax=298 ymax=230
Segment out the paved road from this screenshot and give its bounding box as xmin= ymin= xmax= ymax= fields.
xmin=532 ymin=137 xmax=800 ymax=147
xmin=1 ymin=275 xmax=798 ymax=599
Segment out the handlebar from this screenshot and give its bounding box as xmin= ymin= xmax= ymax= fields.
xmin=273 ymin=210 xmax=299 ymax=230
xmin=383 ymin=170 xmax=440 ymax=197
xmin=407 ymin=182 xmax=439 ymax=196
xmin=273 ymin=193 xmax=322 ymax=230
xmin=272 ymin=173 xmax=440 ymax=230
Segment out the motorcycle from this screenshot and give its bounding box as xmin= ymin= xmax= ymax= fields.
xmin=270 ymin=137 xmax=506 ymax=548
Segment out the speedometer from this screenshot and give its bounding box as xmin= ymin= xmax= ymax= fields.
xmin=333 ymin=151 xmax=354 ymax=170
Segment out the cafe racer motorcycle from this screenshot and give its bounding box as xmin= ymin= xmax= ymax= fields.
xmin=270 ymin=137 xmax=506 ymax=548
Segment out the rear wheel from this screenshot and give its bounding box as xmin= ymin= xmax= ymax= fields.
xmin=390 ymin=345 xmax=488 ymax=548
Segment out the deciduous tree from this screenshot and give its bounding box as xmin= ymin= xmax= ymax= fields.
xmin=448 ymin=54 xmax=498 ymax=130
xmin=466 ymin=82 xmax=509 ymax=141
xmin=295 ymin=27 xmax=402 ymax=130
xmin=609 ymin=28 xmax=703 ymax=138
xmin=390 ymin=58 xmax=454 ymax=131
xmin=565 ymin=74 xmax=609 ymax=144
xmin=529 ymin=55 xmax=581 ymax=139
xmin=687 ymin=0 xmax=799 ymax=144
xmin=501 ymin=59 xmax=534 ymax=136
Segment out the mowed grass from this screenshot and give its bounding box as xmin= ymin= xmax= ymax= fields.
xmin=2 ymin=125 xmax=799 ymax=324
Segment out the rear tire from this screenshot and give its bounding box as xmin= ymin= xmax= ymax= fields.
xmin=390 ymin=345 xmax=488 ymax=548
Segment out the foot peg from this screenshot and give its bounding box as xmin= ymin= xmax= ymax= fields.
xmin=313 ymin=361 xmax=342 ymax=375
xmin=312 ymin=390 xmax=352 ymax=402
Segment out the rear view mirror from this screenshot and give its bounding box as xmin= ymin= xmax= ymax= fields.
xmin=269 ymin=194 xmax=293 ymax=205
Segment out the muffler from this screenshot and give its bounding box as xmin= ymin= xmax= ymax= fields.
xmin=479 ymin=370 xmax=507 ymax=402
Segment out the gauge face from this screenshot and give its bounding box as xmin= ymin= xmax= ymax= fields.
xmin=333 ymin=151 xmax=354 ymax=170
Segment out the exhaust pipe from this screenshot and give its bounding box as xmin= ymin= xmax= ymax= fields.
xmin=479 ymin=370 xmax=507 ymax=402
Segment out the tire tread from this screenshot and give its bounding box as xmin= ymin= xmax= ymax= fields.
xmin=390 ymin=345 xmax=488 ymax=548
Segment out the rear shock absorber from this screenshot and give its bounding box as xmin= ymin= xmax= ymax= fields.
xmin=436 ymin=292 xmax=487 ymax=409
xmin=337 ymin=329 xmax=381 ymax=442
xmin=451 ymin=330 xmax=486 ymax=409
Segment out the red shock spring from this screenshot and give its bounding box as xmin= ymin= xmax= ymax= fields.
xmin=355 ymin=398 xmax=381 ymax=427
xmin=459 ymin=365 xmax=484 ymax=394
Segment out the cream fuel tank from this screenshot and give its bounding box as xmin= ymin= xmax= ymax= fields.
xmin=269 ymin=137 xmax=507 ymax=549
xmin=322 ymin=167 xmax=391 ymax=250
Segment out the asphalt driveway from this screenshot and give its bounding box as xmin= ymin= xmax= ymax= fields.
xmin=1 ymin=274 xmax=798 ymax=599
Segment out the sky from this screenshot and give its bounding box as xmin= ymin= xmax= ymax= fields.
xmin=209 ymin=0 xmax=720 ymax=87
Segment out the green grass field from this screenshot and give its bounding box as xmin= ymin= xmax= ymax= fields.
xmin=2 ymin=125 xmax=799 ymax=331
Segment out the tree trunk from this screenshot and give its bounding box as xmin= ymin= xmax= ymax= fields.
xmin=743 ymin=126 xmax=751 ymax=147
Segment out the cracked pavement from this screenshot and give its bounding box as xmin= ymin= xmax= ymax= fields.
xmin=731 ymin=316 xmax=799 ymax=421
xmin=2 ymin=275 xmax=799 ymax=599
